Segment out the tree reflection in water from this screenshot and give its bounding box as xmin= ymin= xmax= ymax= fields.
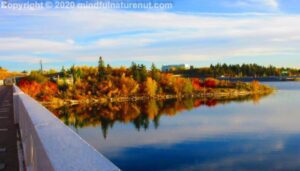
xmin=48 ymin=95 xmax=270 ymax=139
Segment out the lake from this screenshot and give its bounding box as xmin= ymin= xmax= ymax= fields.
xmin=50 ymin=82 xmax=300 ymax=171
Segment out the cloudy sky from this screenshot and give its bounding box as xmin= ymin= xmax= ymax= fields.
xmin=0 ymin=0 xmax=300 ymax=71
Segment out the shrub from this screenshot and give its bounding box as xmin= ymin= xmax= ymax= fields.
xmin=28 ymin=71 xmax=48 ymax=83
xmin=204 ymin=78 xmax=218 ymax=88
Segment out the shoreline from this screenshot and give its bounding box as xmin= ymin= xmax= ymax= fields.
xmin=42 ymin=88 xmax=274 ymax=108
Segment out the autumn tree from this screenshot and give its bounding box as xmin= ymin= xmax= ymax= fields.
xmin=204 ymin=78 xmax=219 ymax=88
xmin=47 ymin=69 xmax=57 ymax=74
xmin=251 ymin=80 xmax=260 ymax=92
xmin=106 ymin=64 xmax=113 ymax=78
xmin=183 ymin=79 xmax=193 ymax=94
xmin=144 ymin=77 xmax=157 ymax=97
xmin=18 ymin=79 xmax=41 ymax=98
xmin=28 ymin=71 xmax=48 ymax=83
xmin=192 ymin=78 xmax=202 ymax=91
xmin=39 ymin=81 xmax=58 ymax=101
xmin=159 ymin=73 xmax=176 ymax=94
xmin=173 ymin=78 xmax=193 ymax=95
xmin=0 ymin=68 xmax=25 ymax=80
xmin=70 ymin=65 xmax=81 ymax=84
xmin=0 ymin=68 xmax=10 ymax=80
xmin=119 ymin=74 xmax=139 ymax=96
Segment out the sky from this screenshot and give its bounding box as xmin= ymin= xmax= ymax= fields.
xmin=0 ymin=0 xmax=300 ymax=71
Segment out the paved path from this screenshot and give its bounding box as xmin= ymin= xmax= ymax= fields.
xmin=0 ymin=86 xmax=19 ymax=171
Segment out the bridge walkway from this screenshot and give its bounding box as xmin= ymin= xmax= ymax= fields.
xmin=0 ymin=86 xmax=19 ymax=171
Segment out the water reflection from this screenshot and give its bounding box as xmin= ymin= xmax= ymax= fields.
xmin=49 ymin=94 xmax=269 ymax=139
xmin=47 ymin=82 xmax=300 ymax=171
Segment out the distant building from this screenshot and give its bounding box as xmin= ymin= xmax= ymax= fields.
xmin=162 ymin=64 xmax=190 ymax=72
xmin=281 ymin=71 xmax=289 ymax=76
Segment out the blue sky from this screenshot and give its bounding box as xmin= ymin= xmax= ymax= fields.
xmin=0 ymin=0 xmax=300 ymax=71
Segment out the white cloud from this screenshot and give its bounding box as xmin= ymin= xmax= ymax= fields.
xmin=66 ymin=39 xmax=75 ymax=45
xmin=229 ymin=0 xmax=279 ymax=10
xmin=96 ymin=37 xmax=155 ymax=48
xmin=264 ymin=0 xmax=279 ymax=9
xmin=0 ymin=37 xmax=79 ymax=53
xmin=0 ymin=9 xmax=299 ymax=68
xmin=0 ymin=55 xmax=59 ymax=63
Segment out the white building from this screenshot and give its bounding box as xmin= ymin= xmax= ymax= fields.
xmin=162 ymin=64 xmax=190 ymax=72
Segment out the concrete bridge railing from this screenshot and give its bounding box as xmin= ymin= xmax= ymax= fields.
xmin=13 ymin=85 xmax=120 ymax=171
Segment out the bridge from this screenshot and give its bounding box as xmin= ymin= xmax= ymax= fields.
xmin=0 ymin=85 xmax=120 ymax=171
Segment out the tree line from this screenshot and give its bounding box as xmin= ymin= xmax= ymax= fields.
xmin=171 ymin=63 xmax=300 ymax=77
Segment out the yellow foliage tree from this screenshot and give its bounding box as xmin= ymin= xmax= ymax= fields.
xmin=144 ymin=77 xmax=157 ymax=97
xmin=119 ymin=74 xmax=139 ymax=96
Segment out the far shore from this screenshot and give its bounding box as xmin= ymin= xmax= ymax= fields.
xmin=180 ymin=76 xmax=300 ymax=82
xmin=217 ymin=77 xmax=300 ymax=82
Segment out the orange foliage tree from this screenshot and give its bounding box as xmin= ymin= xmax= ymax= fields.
xmin=39 ymin=81 xmax=58 ymax=101
xmin=0 ymin=68 xmax=24 ymax=80
xmin=119 ymin=74 xmax=139 ymax=96
xmin=18 ymin=79 xmax=58 ymax=101
xmin=192 ymin=78 xmax=202 ymax=91
xmin=251 ymin=80 xmax=260 ymax=92
xmin=18 ymin=79 xmax=41 ymax=98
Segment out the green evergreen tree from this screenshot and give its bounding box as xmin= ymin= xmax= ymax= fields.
xmin=98 ymin=56 xmax=106 ymax=81
xmin=130 ymin=62 xmax=141 ymax=82
xmin=139 ymin=64 xmax=148 ymax=82
xmin=150 ymin=63 xmax=160 ymax=81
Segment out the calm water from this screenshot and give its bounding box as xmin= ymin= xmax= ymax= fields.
xmin=51 ymin=82 xmax=300 ymax=171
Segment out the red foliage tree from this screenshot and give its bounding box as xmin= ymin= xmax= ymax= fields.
xmin=204 ymin=78 xmax=218 ymax=88
xmin=191 ymin=78 xmax=202 ymax=91
xmin=18 ymin=79 xmax=41 ymax=98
